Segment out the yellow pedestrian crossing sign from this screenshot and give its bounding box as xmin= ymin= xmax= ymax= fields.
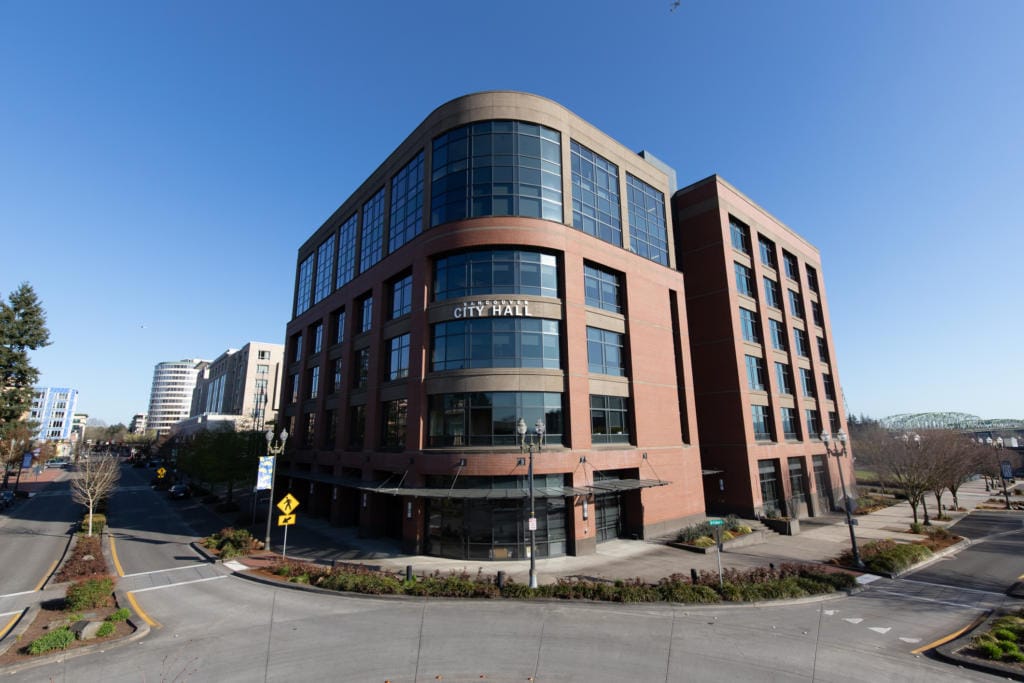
xmin=278 ymin=513 xmax=296 ymax=526
xmin=277 ymin=493 xmax=299 ymax=514
xmin=156 ymin=467 xmax=167 ymax=478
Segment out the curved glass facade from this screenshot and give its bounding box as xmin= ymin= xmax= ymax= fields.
xmin=430 ymin=120 xmax=562 ymax=226
xmin=426 ymin=391 xmax=563 ymax=447
xmin=434 ymin=249 xmax=558 ymax=300
xmin=431 ymin=318 xmax=561 ymax=371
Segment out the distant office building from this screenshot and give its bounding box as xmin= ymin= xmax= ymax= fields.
xmin=184 ymin=341 xmax=285 ymax=433
xmin=673 ymin=176 xmax=851 ymax=518
xmin=146 ymin=359 xmax=207 ymax=437
xmin=29 ymin=387 xmax=79 ymax=441
xmin=129 ymin=413 xmax=148 ymax=434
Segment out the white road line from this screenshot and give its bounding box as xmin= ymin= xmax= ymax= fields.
xmin=0 ymin=610 xmax=21 ymax=619
xmin=0 ymin=589 xmax=38 ymax=599
xmin=130 ymin=576 xmax=226 ymax=593
xmin=871 ymin=590 xmax=988 ymax=611
xmin=122 ymin=564 xmax=208 ymax=578
xmin=897 ymin=578 xmax=1009 ymax=597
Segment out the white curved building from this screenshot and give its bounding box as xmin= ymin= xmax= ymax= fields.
xmin=146 ymin=359 xmax=207 ymax=436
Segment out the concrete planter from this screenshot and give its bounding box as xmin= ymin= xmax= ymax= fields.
xmin=668 ymin=529 xmax=767 ymax=554
xmin=762 ymin=517 xmax=800 ymax=536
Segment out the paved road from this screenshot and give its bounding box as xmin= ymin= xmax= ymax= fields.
xmin=0 ymin=474 xmax=79 ymax=596
xmin=907 ymin=511 xmax=1024 ymax=593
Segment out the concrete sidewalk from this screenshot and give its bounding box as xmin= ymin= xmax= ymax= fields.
xmin=249 ymin=477 xmax=1009 ymax=584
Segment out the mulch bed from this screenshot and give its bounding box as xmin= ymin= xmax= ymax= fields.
xmin=0 ymin=600 xmax=134 ymax=666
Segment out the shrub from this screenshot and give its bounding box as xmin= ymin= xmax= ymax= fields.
xmin=66 ymin=577 xmax=114 ymax=610
xmin=96 ymin=621 xmax=115 ymax=637
xmin=656 ymin=578 xmax=721 ymax=604
xmin=207 ymin=527 xmax=258 ymax=559
xmin=909 ymin=522 xmax=923 ymax=534
xmin=999 ymin=641 xmax=1020 ymax=655
xmin=107 ymin=608 xmax=131 ymax=622
xmin=1004 ymin=651 xmax=1024 ymax=663
xmin=692 ymin=536 xmax=715 ymax=548
xmin=976 ymin=640 xmax=1003 ymax=660
xmin=842 ymin=540 xmax=931 ymax=574
xmin=992 ymin=628 xmax=1018 ymax=643
xmin=26 ymin=627 xmax=75 ymax=655
xmin=80 ymin=513 xmax=106 ymax=535
xmin=675 ymin=515 xmax=741 ymax=544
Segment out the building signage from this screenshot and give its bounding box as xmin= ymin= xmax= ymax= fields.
xmin=452 ymin=299 xmax=532 ymax=319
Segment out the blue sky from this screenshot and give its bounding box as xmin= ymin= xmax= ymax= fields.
xmin=1 ymin=1 xmax=1021 ymax=425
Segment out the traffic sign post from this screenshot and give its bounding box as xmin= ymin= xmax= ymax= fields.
xmin=157 ymin=467 xmax=167 ymax=479
xmin=276 ymin=494 xmax=300 ymax=558
xmin=708 ymin=518 xmax=724 ymax=587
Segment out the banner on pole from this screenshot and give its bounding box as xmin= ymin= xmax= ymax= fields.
xmin=256 ymin=456 xmax=275 ymax=491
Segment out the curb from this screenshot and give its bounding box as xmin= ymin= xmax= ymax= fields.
xmin=41 ymin=531 xmax=76 ymax=591
xmin=889 ymin=538 xmax=971 ymax=579
xmin=190 ymin=540 xmax=220 ymax=564
xmin=932 ymin=610 xmax=1024 ymax=682
xmin=0 ymin=587 xmax=151 ymax=676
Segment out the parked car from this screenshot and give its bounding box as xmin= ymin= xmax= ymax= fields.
xmin=168 ymin=484 xmax=191 ymax=499
xmin=45 ymin=458 xmax=70 ymax=469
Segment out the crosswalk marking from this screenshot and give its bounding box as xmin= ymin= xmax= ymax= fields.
xmin=130 ymin=575 xmax=227 ymax=593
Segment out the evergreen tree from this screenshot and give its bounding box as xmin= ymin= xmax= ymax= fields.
xmin=0 ymin=283 xmax=51 ymax=441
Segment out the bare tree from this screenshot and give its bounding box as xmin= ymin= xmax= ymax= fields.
xmin=924 ymin=429 xmax=987 ymax=512
xmin=883 ymin=432 xmax=938 ymax=526
xmin=70 ymin=455 xmax=120 ymax=536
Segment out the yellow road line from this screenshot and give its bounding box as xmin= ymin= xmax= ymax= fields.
xmin=0 ymin=611 xmax=22 ymax=640
xmin=911 ymin=612 xmax=988 ymax=655
xmin=109 ymin=535 xmax=125 ymax=577
xmin=32 ymin=556 xmax=61 ymax=592
xmin=125 ymin=591 xmax=161 ymax=629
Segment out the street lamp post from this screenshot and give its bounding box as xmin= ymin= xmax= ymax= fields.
xmin=263 ymin=429 xmax=288 ymax=551
xmin=517 ymin=416 xmax=545 ymax=589
xmin=821 ymin=430 xmax=864 ymax=569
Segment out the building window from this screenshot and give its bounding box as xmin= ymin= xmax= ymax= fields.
xmin=349 ymin=405 xmax=366 ymax=449
xmin=571 ymin=141 xmax=621 ymax=246
xmin=793 ymin=329 xmax=809 ymax=358
xmin=312 ymin=323 xmax=323 ymax=355
xmin=292 ymin=333 xmax=303 ymax=362
xmin=783 ymin=251 xmax=799 ymax=281
xmin=333 ymin=308 xmax=346 ymax=345
xmin=769 ymin=319 xmax=787 ymax=351
xmin=775 ymin=362 xmax=793 ymax=395
xmin=590 ymin=395 xmax=630 ymax=444
xmin=788 ymin=290 xmax=804 ymax=320
xmin=354 ymin=348 xmax=370 ymax=389
xmin=387 ymin=333 xmax=411 ymax=381
xmin=258 ymin=350 xmax=271 ymax=360
xmin=734 ymin=263 xmax=755 ymax=298
xmin=381 ymin=398 xmax=408 ymax=448
xmin=434 ymin=249 xmax=558 ymax=300
xmin=256 ymin=364 xmax=269 ymax=375
xmin=325 ymin=409 xmax=337 ymax=450
xmin=739 ymin=308 xmax=760 ymax=343
xmin=781 ymin=407 xmax=799 ymax=440
xmin=759 ymin=236 xmax=777 ymax=269
xmin=303 ymin=412 xmax=316 ymax=447
xmin=330 ymin=358 xmax=343 ymax=394
xmin=763 ymin=278 xmax=781 ymax=309
xmin=817 ymin=335 xmax=829 ymax=361
xmin=336 ymin=214 xmax=358 ymax=288
xmin=729 ymin=217 xmax=751 ymax=254
xmin=290 ymin=374 xmax=299 ymax=403
xmin=295 ymin=254 xmax=314 ymax=316
xmin=586 ymin=327 xmax=625 ymax=376
xmin=752 ymin=405 xmax=773 ymax=441
xmin=390 ymin=274 xmax=413 ymax=319
xmin=810 ymin=301 xmax=823 ymax=327
xmin=426 ymin=391 xmax=563 ymax=447
xmin=360 ymin=295 xmax=373 ymax=333
xmin=805 ymin=409 xmax=821 ymax=439
xmin=308 ymin=367 xmax=320 ymax=400
xmin=432 ymin=318 xmax=561 ymax=371
xmin=626 ymin=174 xmax=669 ymax=266
xmin=823 ymin=373 xmax=836 ymax=401
xmin=745 ymin=355 xmax=766 ymax=391
xmin=800 ymin=368 xmax=816 ymax=397
xmin=359 ymin=188 xmax=386 ymax=273
xmin=431 ymin=120 xmax=562 ymax=226
xmin=583 ymin=263 xmax=622 ymax=313
xmin=314 ymin=234 xmax=335 ymax=304
xmin=806 ymin=265 xmax=820 ymax=293
xmin=389 ymin=151 xmax=425 ymax=253
xmin=829 ymin=410 xmax=841 ymax=433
